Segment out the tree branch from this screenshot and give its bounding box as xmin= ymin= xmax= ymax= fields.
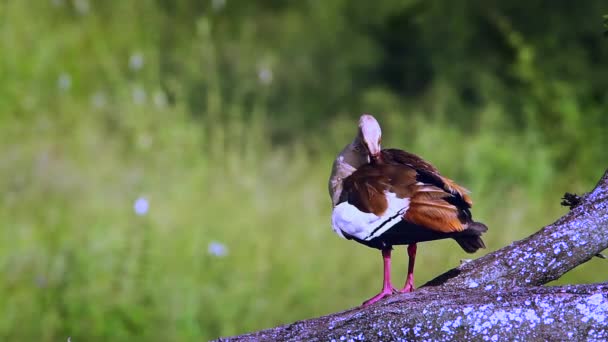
xmin=218 ymin=283 xmax=608 ymax=341
xmin=216 ymin=169 xmax=608 ymax=341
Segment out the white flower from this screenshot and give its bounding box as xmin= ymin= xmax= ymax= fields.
xmin=258 ymin=67 xmax=273 ymax=85
xmin=58 ymin=73 xmax=71 ymax=91
xmin=208 ymin=241 xmax=228 ymax=257
xmin=133 ymin=197 xmax=149 ymax=216
xmin=129 ymin=52 xmax=144 ymax=71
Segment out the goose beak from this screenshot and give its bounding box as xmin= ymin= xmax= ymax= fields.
xmin=367 ymin=142 xmax=381 ymax=158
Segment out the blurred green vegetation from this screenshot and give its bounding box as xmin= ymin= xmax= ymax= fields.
xmin=1 ymin=1 xmax=607 ymax=341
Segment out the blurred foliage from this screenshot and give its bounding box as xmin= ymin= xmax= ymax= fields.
xmin=1 ymin=1 xmax=607 ymax=341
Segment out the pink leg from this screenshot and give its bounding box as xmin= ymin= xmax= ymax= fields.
xmin=362 ymin=249 xmax=396 ymax=306
xmin=400 ymin=243 xmax=417 ymax=293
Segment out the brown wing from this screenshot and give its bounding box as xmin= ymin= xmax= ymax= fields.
xmin=380 ymin=149 xmax=472 ymax=206
xmin=342 ymin=163 xmax=469 ymax=233
xmin=404 ymin=182 xmax=465 ymax=233
xmin=379 ymin=149 xmax=439 ymax=173
xmin=341 ymin=164 xmax=415 ymax=216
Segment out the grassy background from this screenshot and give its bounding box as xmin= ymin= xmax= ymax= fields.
xmin=1 ymin=1 xmax=607 ymax=340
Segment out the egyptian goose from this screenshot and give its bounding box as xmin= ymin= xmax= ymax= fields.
xmin=329 ymin=114 xmax=488 ymax=306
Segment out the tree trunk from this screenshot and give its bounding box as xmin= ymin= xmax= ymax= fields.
xmin=216 ymin=169 xmax=608 ymax=341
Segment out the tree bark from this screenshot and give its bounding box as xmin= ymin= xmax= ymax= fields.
xmin=216 ymin=169 xmax=608 ymax=341
xmin=217 ymin=283 xmax=608 ymax=342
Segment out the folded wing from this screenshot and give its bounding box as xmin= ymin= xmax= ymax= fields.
xmin=337 ymin=160 xmax=473 ymax=236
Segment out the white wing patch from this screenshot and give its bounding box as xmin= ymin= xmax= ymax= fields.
xmin=331 ymin=192 xmax=410 ymax=241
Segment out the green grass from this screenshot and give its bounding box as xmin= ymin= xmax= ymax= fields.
xmin=1 ymin=1 xmax=606 ymax=341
